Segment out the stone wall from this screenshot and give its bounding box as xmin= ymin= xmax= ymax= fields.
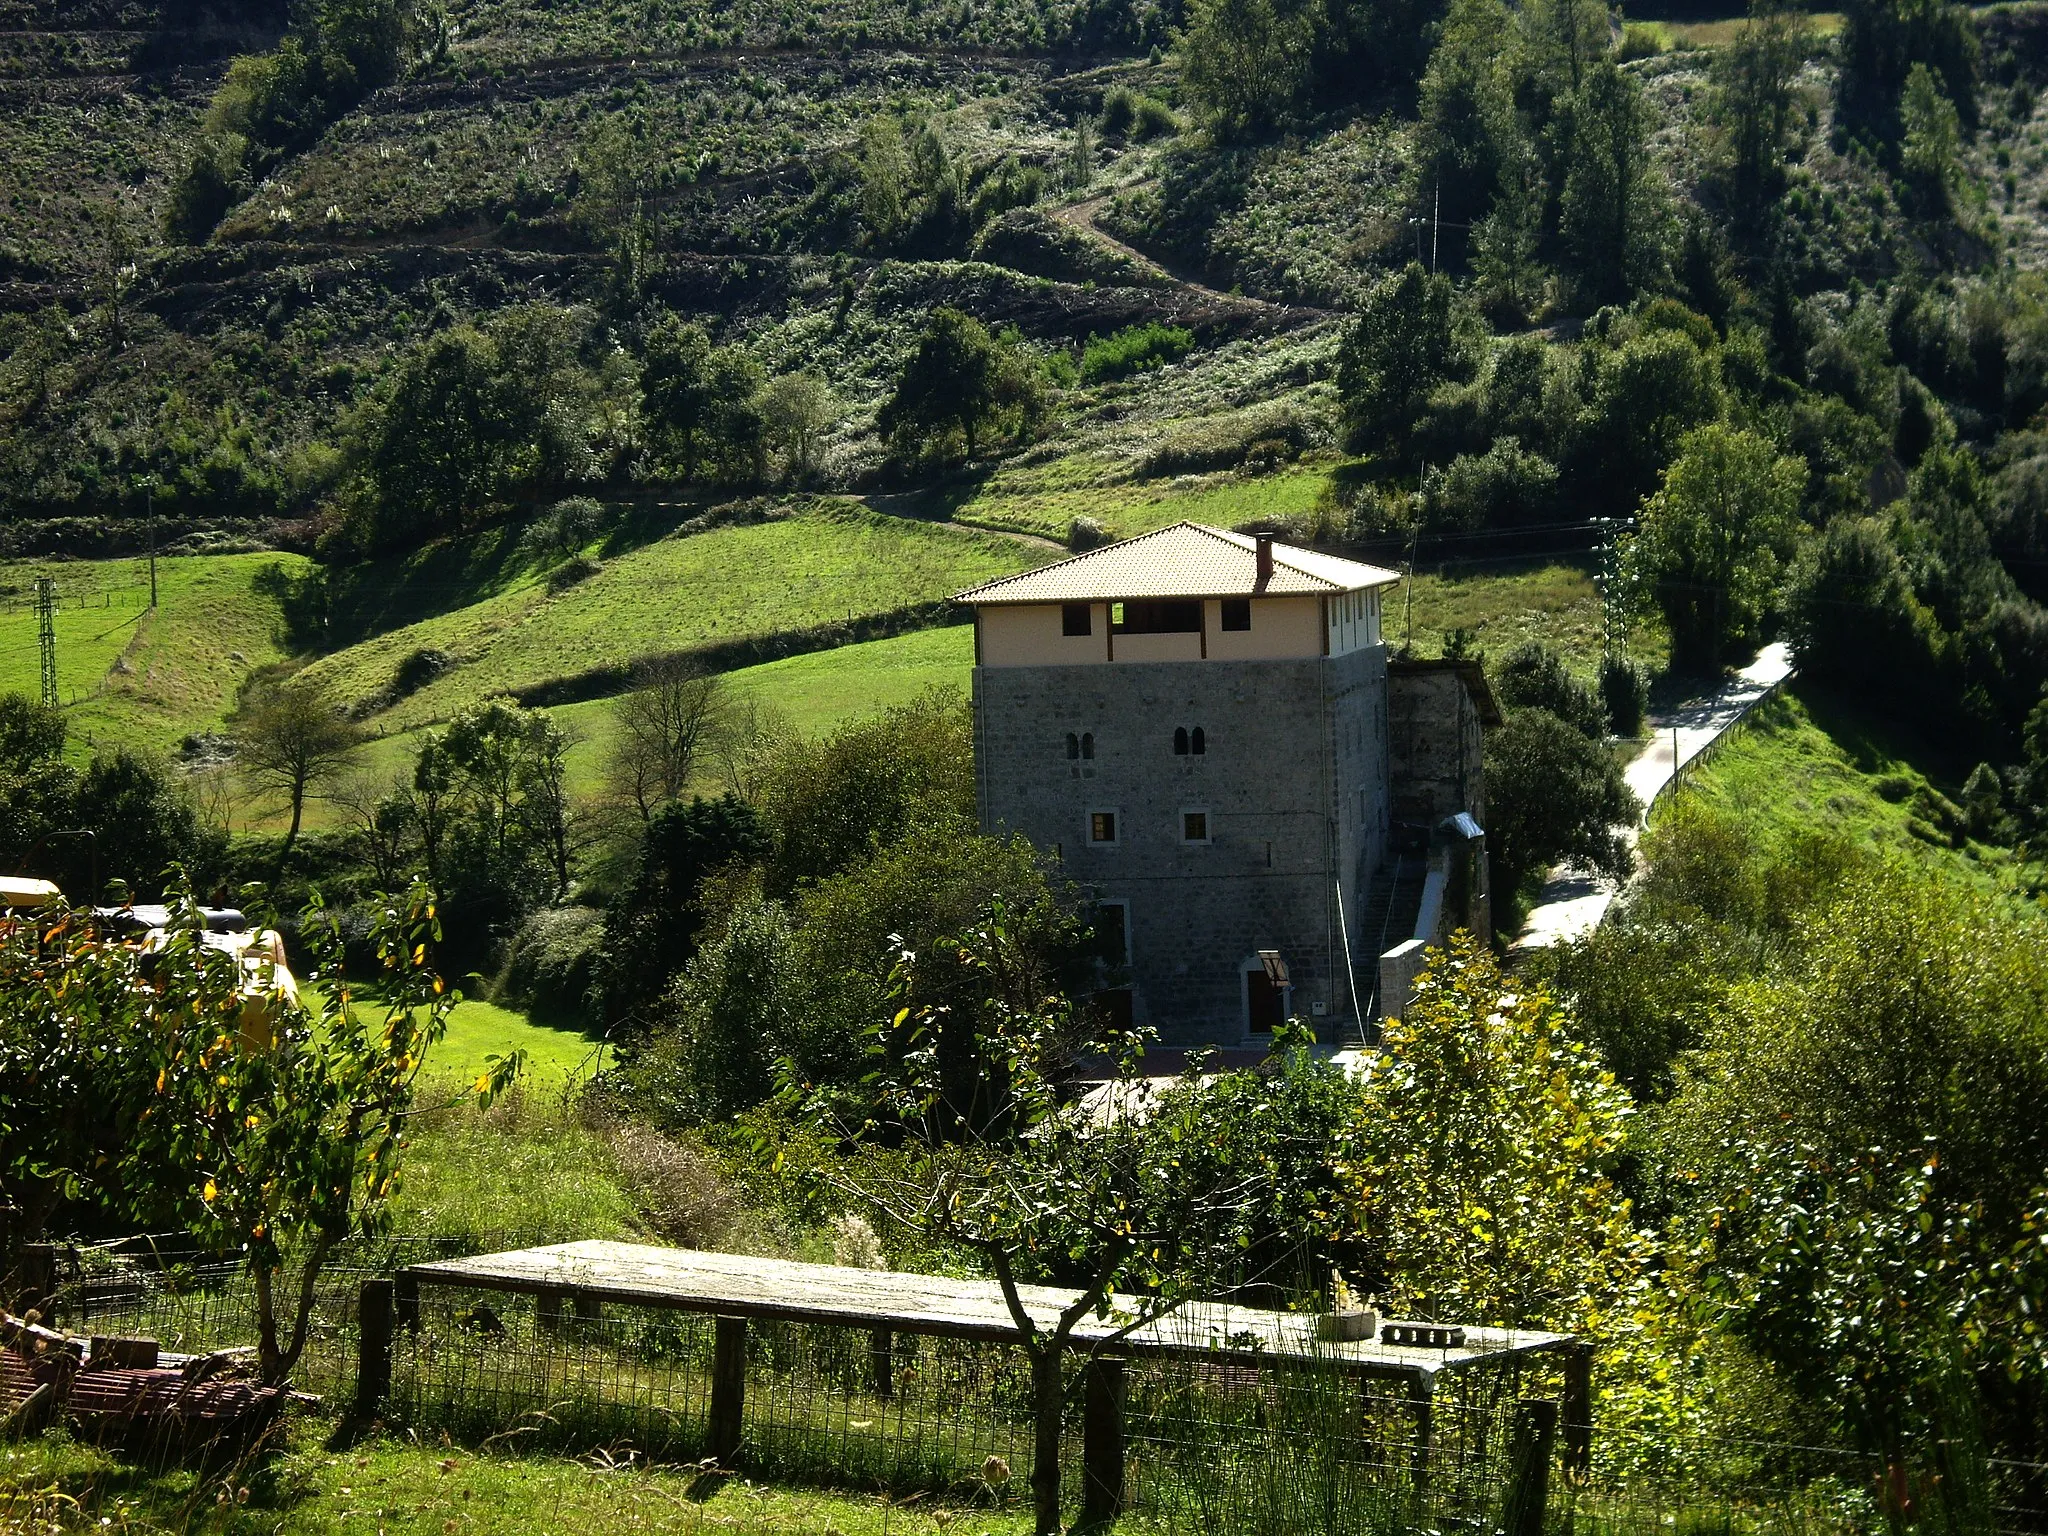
xmin=1386 ymin=660 xmax=1490 ymax=830
xmin=974 ymin=647 xmax=1389 ymax=1047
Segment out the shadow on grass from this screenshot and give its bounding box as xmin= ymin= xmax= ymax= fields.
xmin=1790 ymin=678 xmax=1991 ymax=794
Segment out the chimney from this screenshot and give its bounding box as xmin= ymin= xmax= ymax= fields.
xmin=1255 ymin=534 xmax=1274 ymax=585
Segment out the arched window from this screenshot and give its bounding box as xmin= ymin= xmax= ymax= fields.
xmin=1067 ymin=733 xmax=1080 ymax=760
xmin=1081 ymin=732 xmax=1095 ymax=759
xmin=1191 ymin=727 xmax=1206 ymax=755
xmin=1173 ymin=727 xmax=1189 ymax=755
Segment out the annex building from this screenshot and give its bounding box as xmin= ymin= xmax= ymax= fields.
xmin=956 ymin=522 xmax=1495 ymax=1049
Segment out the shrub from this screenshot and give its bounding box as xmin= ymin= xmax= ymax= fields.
xmin=1069 ymin=515 xmax=1112 ymax=551
xmin=1425 ymin=438 xmax=1559 ymax=528
xmin=546 ymin=554 xmax=603 ymax=592
xmin=498 ymin=905 xmax=606 ymax=1023
xmin=1600 ymin=654 xmax=1651 ymax=737
xmin=1139 ymin=403 xmax=1321 ymax=478
xmin=390 ymin=647 xmax=454 ymax=700
xmin=1080 ymin=322 xmax=1196 ymax=384
xmin=1493 ymin=642 xmax=1608 ymax=738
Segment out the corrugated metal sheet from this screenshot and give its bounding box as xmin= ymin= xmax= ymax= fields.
xmin=954 ymin=522 xmax=1401 ymax=604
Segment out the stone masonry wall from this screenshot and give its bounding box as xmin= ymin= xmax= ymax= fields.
xmin=975 ymin=649 xmax=1388 ymax=1047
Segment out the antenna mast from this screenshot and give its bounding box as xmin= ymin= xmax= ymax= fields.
xmin=35 ymin=576 xmax=57 ymax=707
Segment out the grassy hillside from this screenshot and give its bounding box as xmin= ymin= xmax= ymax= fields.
xmin=296 ymin=504 xmax=1036 ymax=732
xmin=1669 ymin=683 xmax=2045 ymax=903
xmin=0 ymin=552 xmax=306 ymax=759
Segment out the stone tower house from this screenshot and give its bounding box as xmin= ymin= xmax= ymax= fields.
xmin=957 ymin=522 xmax=1416 ymax=1049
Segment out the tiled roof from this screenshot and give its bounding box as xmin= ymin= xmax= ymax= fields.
xmin=954 ymin=522 xmax=1401 ymax=604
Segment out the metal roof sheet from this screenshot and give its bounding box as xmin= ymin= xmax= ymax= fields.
xmin=954 ymin=522 xmax=1401 ymax=604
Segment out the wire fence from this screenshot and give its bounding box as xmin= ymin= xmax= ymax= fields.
xmin=33 ymin=1239 xmax=2048 ymax=1536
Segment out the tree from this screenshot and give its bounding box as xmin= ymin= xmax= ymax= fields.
xmin=367 ymin=326 xmax=527 ymax=539
xmin=759 ymin=371 xmax=838 ymax=482
xmin=1337 ymin=263 xmax=1468 ymax=468
xmin=599 ymin=792 xmax=771 ymax=1031
xmin=1492 ymin=640 xmax=1607 ymax=737
xmin=754 ymin=688 xmax=975 ymax=894
xmin=1483 ymin=706 xmax=1638 ymax=915
xmin=1662 ymin=870 xmax=2048 ymax=1462
xmin=1899 ymin=61 xmax=1962 ymax=214
xmin=877 ymin=309 xmax=1011 ymax=461
xmin=1787 ymin=515 xmax=1946 ymax=702
xmin=702 ymin=345 xmax=767 ymax=483
xmin=1415 ymin=0 xmax=1524 ymax=255
xmin=1176 ymin=0 xmax=1307 ymax=140
xmin=1636 ymin=423 xmax=1804 ymax=672
xmin=0 ymin=877 xmax=519 ymax=1382
xmin=782 ymin=909 xmax=1271 ymax=1536
xmin=1834 ymin=0 xmax=1976 ymax=145
xmin=1560 ymin=61 xmax=1668 ymax=305
xmin=238 ymin=681 xmax=364 ymax=868
xmin=1712 ymin=8 xmax=1810 ymax=226
xmin=1335 ymin=935 xmax=1644 ymax=1329
xmin=607 ymin=657 xmax=732 ymax=820
xmin=641 ymin=317 xmax=715 ymax=479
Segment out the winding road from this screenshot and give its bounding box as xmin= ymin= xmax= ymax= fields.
xmin=1512 ymin=642 xmax=1796 ymax=950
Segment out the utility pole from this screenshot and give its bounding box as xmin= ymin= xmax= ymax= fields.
xmin=35 ymin=576 xmax=57 ymax=708
xmin=1432 ymin=180 xmax=1440 ymax=275
xmin=146 ymin=477 xmax=158 ymax=609
xmin=1404 ymin=475 xmax=1426 ymax=654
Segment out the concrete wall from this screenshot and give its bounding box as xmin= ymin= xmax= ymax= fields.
xmin=974 ymin=647 xmax=1389 ymax=1046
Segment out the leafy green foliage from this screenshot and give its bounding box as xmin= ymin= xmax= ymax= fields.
xmin=1336 ymin=935 xmax=1644 ymax=1330
xmin=877 ymin=308 xmax=1044 ymax=462
xmin=1634 ymin=423 xmax=1804 ymax=672
xmin=1176 ymin=0 xmax=1308 ymax=140
xmin=599 ymin=793 xmax=771 ymax=1029
xmin=1483 ymin=705 xmax=1637 ymax=913
xmin=1078 ymin=322 xmax=1195 ymax=385
xmin=1492 ymin=640 xmax=1607 ymax=737
xmin=1338 ymin=263 xmax=1471 ymax=469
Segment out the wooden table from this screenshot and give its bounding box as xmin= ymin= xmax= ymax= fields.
xmin=357 ymin=1240 xmax=1590 ymax=1519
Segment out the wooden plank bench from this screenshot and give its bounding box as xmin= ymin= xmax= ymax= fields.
xmin=366 ymin=1240 xmax=1592 ymax=1515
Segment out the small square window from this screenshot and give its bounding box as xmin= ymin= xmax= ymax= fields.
xmin=1221 ymin=598 xmax=1251 ymax=631
xmin=1181 ymin=809 xmax=1209 ymax=843
xmin=1062 ymin=603 xmax=1092 ymax=637
xmin=1089 ymin=809 xmax=1118 ymax=845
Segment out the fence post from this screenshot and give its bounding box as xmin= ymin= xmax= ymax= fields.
xmin=395 ymin=1272 xmax=419 ymax=1331
xmin=1081 ymin=1355 xmax=1126 ymax=1525
xmin=708 ymin=1316 xmax=747 ymax=1465
xmin=356 ymin=1278 xmax=393 ymax=1420
xmin=1409 ymin=1369 xmax=1435 ymax=1501
xmin=1561 ymin=1343 xmax=1594 ymax=1481
xmin=868 ymin=1328 xmax=894 ymax=1399
xmin=1503 ymin=1398 xmax=1558 ymax=1536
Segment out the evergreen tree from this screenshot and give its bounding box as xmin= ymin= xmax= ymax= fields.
xmin=1560 ymin=60 xmax=1669 ymax=305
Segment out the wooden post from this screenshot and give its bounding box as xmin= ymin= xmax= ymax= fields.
xmin=868 ymin=1328 xmax=894 ymax=1399
xmin=708 ymin=1316 xmax=747 ymax=1465
xmin=1561 ymin=1343 xmax=1593 ymax=1480
xmin=537 ymin=1289 xmax=566 ymax=1332
xmin=356 ymin=1278 xmax=393 ymax=1419
xmin=1503 ymin=1398 xmax=1558 ymax=1536
xmin=1409 ymin=1370 xmax=1435 ymax=1501
xmin=1081 ymin=1355 xmax=1127 ymax=1525
xmin=394 ymin=1272 xmax=419 ymax=1332
xmin=574 ymin=1292 xmax=603 ymax=1326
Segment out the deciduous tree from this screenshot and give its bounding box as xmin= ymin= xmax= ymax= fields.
xmin=238 ymin=681 xmax=364 ymax=868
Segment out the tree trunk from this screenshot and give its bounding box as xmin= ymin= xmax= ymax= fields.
xmin=1030 ymin=1344 xmax=1064 ymax=1536
xmin=275 ymin=782 xmax=305 ymax=876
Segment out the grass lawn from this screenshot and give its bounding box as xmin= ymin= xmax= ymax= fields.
xmin=295 ymin=509 xmax=1036 ymax=734
xmin=1 ymin=1427 xmax=1050 ymax=1535
xmin=1667 ymin=682 xmax=2045 ymax=903
xmin=429 ymin=995 xmax=606 ymax=1087
xmin=309 ymin=626 xmax=976 ymax=832
xmin=0 ymin=553 xmax=307 ymax=761
xmin=1386 ymin=555 xmax=1668 ymax=677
